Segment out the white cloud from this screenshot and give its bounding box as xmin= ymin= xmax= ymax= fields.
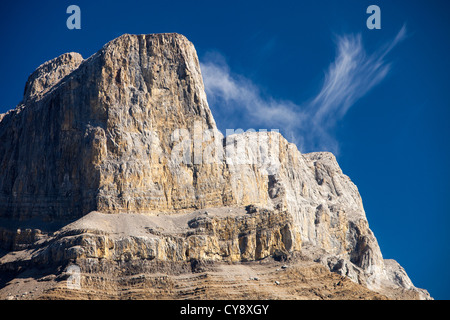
xmin=200 ymin=56 xmax=303 ymax=130
xmin=200 ymin=26 xmax=407 ymax=154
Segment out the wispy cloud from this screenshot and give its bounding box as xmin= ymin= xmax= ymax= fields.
xmin=201 ymin=26 xmax=407 ymax=154
xmin=200 ymin=53 xmax=303 ymax=130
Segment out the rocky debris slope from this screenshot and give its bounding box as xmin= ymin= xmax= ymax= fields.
xmin=0 ymin=207 xmax=425 ymax=300
xmin=0 ymin=33 xmax=431 ymax=299
xmin=2 ymin=255 xmax=392 ymax=300
xmin=0 ymin=207 xmax=301 ymax=269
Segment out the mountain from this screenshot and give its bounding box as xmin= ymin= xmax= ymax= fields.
xmin=0 ymin=33 xmax=431 ymax=300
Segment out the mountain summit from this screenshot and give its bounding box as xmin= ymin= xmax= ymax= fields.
xmin=0 ymin=33 xmax=430 ymax=300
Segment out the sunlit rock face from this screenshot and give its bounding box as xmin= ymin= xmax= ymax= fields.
xmin=0 ymin=33 xmax=431 ymax=300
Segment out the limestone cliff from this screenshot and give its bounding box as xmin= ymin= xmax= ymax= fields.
xmin=0 ymin=33 xmax=431 ymax=300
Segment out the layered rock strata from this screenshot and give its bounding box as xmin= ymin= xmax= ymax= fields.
xmin=0 ymin=33 xmax=431 ymax=299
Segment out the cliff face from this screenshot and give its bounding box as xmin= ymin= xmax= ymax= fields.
xmin=0 ymin=34 xmax=219 ymax=219
xmin=0 ymin=33 xmax=431 ymax=300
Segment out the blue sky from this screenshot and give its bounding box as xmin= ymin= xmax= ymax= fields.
xmin=0 ymin=0 xmax=449 ymax=299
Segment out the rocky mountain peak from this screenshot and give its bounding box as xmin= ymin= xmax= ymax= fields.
xmin=23 ymin=52 xmax=84 ymax=103
xmin=0 ymin=33 xmax=431 ymax=300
